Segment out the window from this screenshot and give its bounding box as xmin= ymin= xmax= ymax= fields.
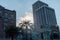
xmin=11 ymin=15 xmax=14 ymax=17
xmin=4 ymin=19 xmax=8 ymax=22
xmin=0 ymin=16 xmax=2 ymax=19
xmin=4 ymin=23 xmax=7 ymax=26
xmin=5 ymin=13 xmax=8 ymax=18
xmin=40 ymin=25 xmax=44 ymax=28
xmin=9 ymin=15 xmax=14 ymax=20
xmin=41 ymin=33 xmax=44 ymax=39
xmin=5 ymin=13 xmax=8 ymax=16
xmin=0 ymin=11 xmax=2 ymax=16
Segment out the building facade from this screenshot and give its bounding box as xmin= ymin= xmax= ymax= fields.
xmin=0 ymin=5 xmax=16 ymax=39
xmin=32 ymin=0 xmax=59 ymax=40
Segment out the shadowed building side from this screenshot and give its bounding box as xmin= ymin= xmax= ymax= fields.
xmin=0 ymin=5 xmax=16 ymax=39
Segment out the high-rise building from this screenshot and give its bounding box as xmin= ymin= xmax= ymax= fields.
xmin=0 ymin=5 xmax=16 ymax=39
xmin=32 ymin=0 xmax=57 ymax=31
xmin=32 ymin=0 xmax=59 ymax=40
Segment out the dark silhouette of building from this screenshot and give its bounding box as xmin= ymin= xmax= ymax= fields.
xmin=0 ymin=5 xmax=16 ymax=39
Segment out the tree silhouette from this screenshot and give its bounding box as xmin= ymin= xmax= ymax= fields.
xmin=5 ymin=26 xmax=19 ymax=40
xmin=19 ymin=20 xmax=32 ymax=40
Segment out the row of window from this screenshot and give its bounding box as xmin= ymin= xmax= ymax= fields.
xmin=4 ymin=13 xmax=15 ymax=19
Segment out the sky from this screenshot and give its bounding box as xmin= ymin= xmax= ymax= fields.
xmin=0 ymin=0 xmax=60 ymax=28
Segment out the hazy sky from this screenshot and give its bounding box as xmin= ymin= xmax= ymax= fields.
xmin=0 ymin=0 xmax=60 ymax=27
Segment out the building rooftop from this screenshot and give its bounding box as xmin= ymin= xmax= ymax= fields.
xmin=32 ymin=0 xmax=48 ymax=6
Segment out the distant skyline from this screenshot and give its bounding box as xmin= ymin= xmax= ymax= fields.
xmin=0 ymin=0 xmax=60 ymax=28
